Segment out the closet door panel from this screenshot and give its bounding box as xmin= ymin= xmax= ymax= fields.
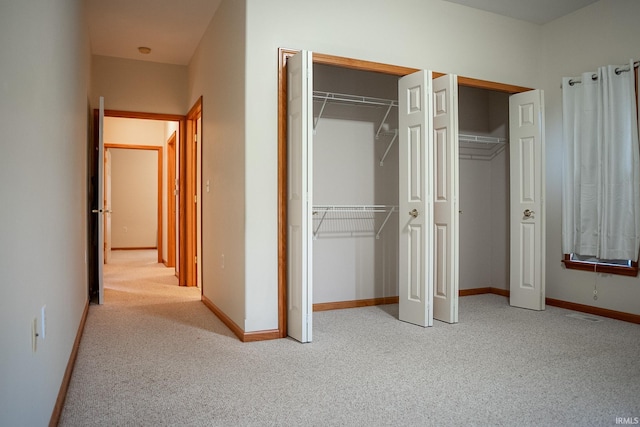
xmin=287 ymin=50 xmax=313 ymax=342
xmin=509 ymin=90 xmax=545 ymax=311
xmin=432 ymin=74 xmax=459 ymax=324
xmin=398 ymin=70 xmax=433 ymax=327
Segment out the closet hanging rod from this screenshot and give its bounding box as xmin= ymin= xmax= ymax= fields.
xmin=313 ymin=91 xmax=398 ymax=108
xmin=566 ymin=61 xmax=639 ymax=86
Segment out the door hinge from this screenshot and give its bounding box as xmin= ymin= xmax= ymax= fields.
xmin=194 ymin=134 xmax=198 ymax=143
xmin=194 ymin=195 xmax=197 ymax=204
xmin=194 ymin=256 xmax=197 ymax=264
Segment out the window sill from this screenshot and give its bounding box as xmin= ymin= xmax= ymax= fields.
xmin=562 ymin=254 xmax=639 ymax=277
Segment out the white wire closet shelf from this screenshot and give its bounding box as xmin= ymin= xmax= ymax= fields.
xmin=313 ymin=91 xmax=398 ymax=138
xmin=312 ymin=205 xmax=397 ymax=239
xmin=458 ymin=133 xmax=507 ymax=160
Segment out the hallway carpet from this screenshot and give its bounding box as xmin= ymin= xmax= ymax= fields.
xmin=60 ymin=250 xmax=640 ymax=426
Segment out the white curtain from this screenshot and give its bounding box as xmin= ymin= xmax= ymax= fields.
xmin=562 ymin=60 xmax=640 ymax=260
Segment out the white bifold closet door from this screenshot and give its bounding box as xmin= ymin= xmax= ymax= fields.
xmin=398 ymin=71 xmax=459 ymax=327
xmin=509 ymin=90 xmax=545 ymax=311
xmin=287 ymin=50 xmax=313 ymax=343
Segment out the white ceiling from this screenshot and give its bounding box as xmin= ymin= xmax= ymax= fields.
xmin=442 ymin=0 xmax=599 ymax=25
xmin=86 ymin=0 xmax=597 ymax=66
xmin=86 ymin=0 xmax=221 ymax=65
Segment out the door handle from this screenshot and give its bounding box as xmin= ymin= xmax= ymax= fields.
xmin=523 ymin=209 xmax=535 ymax=219
xmin=409 ymin=209 xmax=419 ymax=218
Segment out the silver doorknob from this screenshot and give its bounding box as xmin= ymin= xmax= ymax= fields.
xmin=523 ymin=209 xmax=534 ymax=218
xmin=409 ymin=209 xmax=419 ymax=218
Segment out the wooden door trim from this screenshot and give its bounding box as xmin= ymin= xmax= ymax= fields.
xmin=182 ymin=97 xmax=202 ymax=288
xmin=104 ymin=110 xmax=185 ymax=122
xmin=277 ymin=48 xmax=533 ymax=339
xmin=166 ymin=132 xmax=177 ymax=267
xmin=104 ymin=144 xmax=163 ymax=262
xmin=100 ymin=110 xmax=185 ymax=275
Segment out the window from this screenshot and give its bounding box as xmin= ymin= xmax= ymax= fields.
xmin=562 ymin=254 xmax=638 ymax=277
xmin=561 ymin=60 xmax=640 ymax=277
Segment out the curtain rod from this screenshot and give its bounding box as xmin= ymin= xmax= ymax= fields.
xmin=567 ymin=61 xmax=640 ymax=86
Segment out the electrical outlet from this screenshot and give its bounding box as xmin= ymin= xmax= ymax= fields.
xmin=40 ymin=305 xmax=46 ymax=340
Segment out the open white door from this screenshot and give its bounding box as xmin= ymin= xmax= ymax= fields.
xmin=432 ymin=74 xmax=459 ymax=324
xmin=509 ymin=90 xmax=545 ymax=310
xmin=104 ymin=148 xmax=112 ymax=264
xmin=97 ymin=96 xmax=105 ymax=304
xmin=398 ymin=70 xmax=434 ymax=327
xmin=287 ymin=50 xmax=313 ymax=342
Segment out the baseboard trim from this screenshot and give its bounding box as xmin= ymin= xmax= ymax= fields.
xmin=313 ymin=296 xmax=400 ymax=312
xmin=201 ymin=295 xmax=281 ymax=342
xmin=489 ymin=287 xmax=510 ymax=297
xmin=49 ymin=299 xmax=89 ymax=427
xmin=545 ymin=297 xmax=640 ymax=324
xmin=460 ymin=287 xmax=639 ymax=324
xmin=243 ymin=329 xmax=282 ymax=342
xmin=459 ymin=287 xmax=493 ymax=297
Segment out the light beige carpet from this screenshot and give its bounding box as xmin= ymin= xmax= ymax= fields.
xmin=60 ymin=251 xmax=640 ymax=426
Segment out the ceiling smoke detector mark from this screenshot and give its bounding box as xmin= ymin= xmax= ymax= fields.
xmin=566 ymin=313 xmax=602 ymax=322
xmin=138 ymin=46 xmax=152 ymax=55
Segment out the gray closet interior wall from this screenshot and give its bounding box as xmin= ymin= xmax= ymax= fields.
xmin=458 ymin=86 xmax=510 ymax=291
xmin=312 ymin=66 xmax=512 ymax=305
xmin=312 ymin=64 xmax=400 ymax=304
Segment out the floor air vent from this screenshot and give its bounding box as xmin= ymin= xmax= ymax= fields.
xmin=566 ymin=313 xmax=602 ymax=322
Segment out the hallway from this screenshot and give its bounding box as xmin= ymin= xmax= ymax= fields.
xmin=59 ymin=250 xmax=236 ymax=425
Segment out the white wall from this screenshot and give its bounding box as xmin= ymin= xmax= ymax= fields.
xmin=541 ymin=0 xmax=640 ymax=315
xmin=104 ymin=117 xmax=167 ymax=146
xmin=457 ymin=86 xmax=510 ymax=291
xmin=104 ymin=117 xmax=167 ymax=252
xmin=238 ymin=0 xmax=542 ymax=331
xmin=490 ymin=148 xmax=510 ymax=290
xmin=192 ymin=0 xmax=640 ymax=332
xmin=459 ymin=159 xmax=493 ymax=289
xmin=92 ymin=55 xmax=188 ymax=115
xmin=188 ymin=0 xmax=247 ymax=329
xmin=0 ymin=0 xmax=91 ymax=424
xmin=110 ymin=148 xmax=159 ymax=248
xmin=313 ymin=119 xmax=399 ymax=303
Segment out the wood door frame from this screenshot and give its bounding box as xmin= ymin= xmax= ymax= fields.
xmin=98 ymin=110 xmax=186 ymax=268
xmin=183 ymin=98 xmax=202 ymax=288
xmin=104 ymin=144 xmax=163 ymax=261
xmin=166 ymin=131 xmax=177 ymax=268
xmin=277 ymin=48 xmax=532 ymax=338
